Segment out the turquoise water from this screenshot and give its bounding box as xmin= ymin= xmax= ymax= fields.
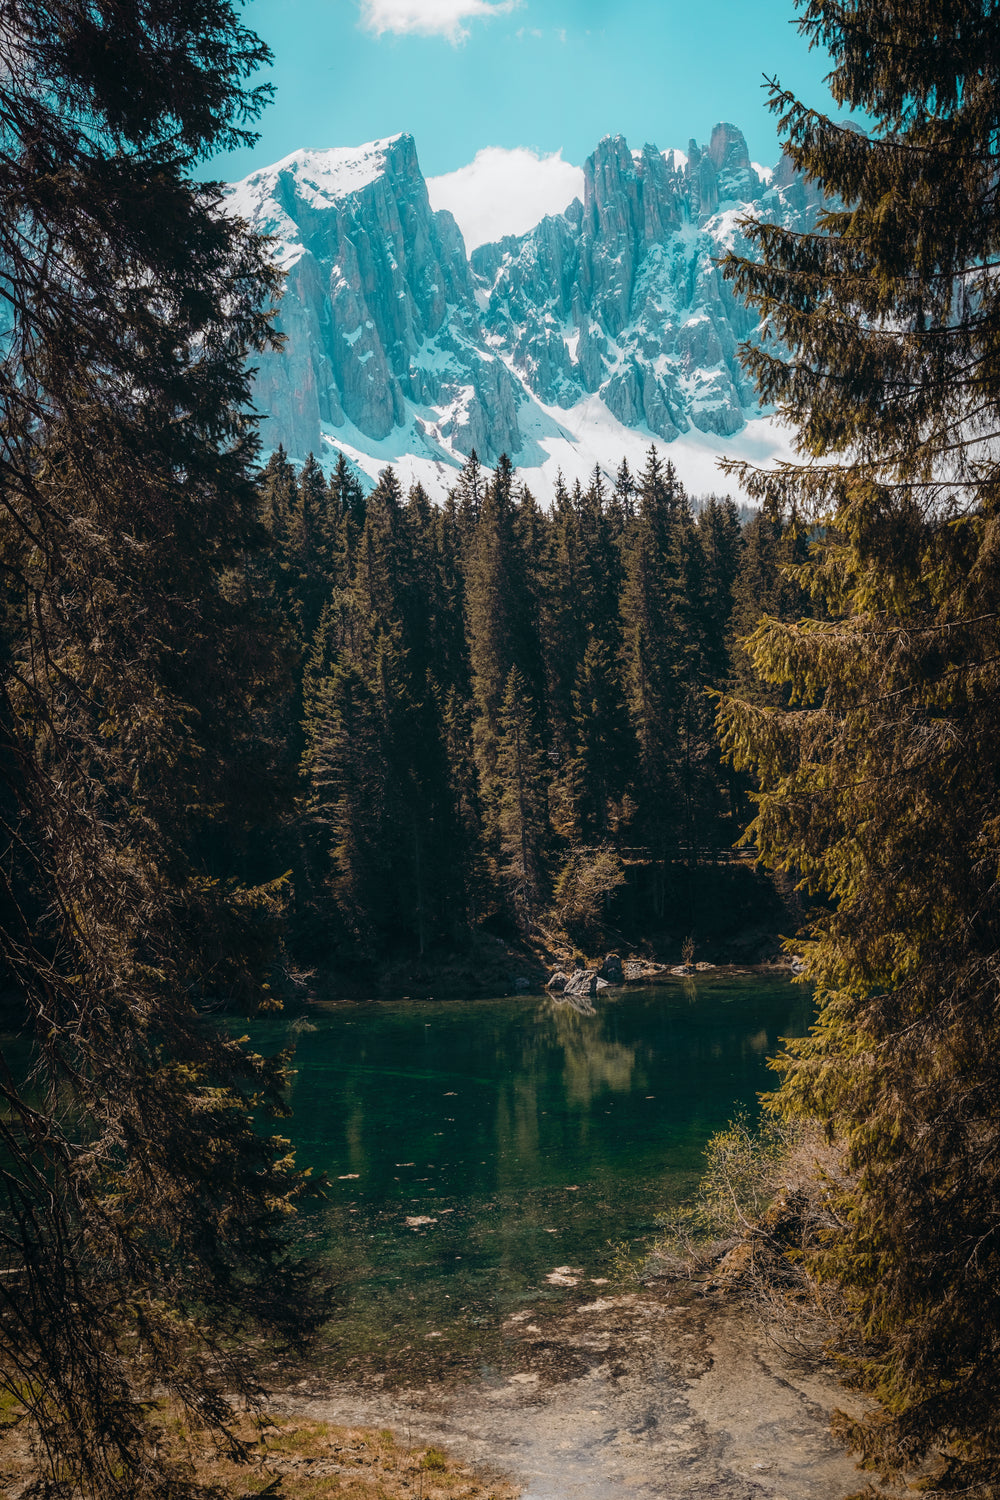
xmin=242 ymin=974 xmax=811 ymax=1378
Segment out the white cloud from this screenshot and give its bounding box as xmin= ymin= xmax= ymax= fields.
xmin=427 ymin=146 xmax=584 ymax=251
xmin=360 ymin=0 xmax=520 ymax=42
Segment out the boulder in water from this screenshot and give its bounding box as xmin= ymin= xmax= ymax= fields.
xmin=564 ymin=969 xmax=610 ymax=998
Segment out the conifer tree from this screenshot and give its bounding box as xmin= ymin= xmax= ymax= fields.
xmin=259 ymin=445 xmax=300 ymax=546
xmin=547 ymin=467 xmax=633 ymax=843
xmin=496 ymin=668 xmax=550 ymax=924
xmin=453 ymin=447 xmax=485 ymax=537
xmin=579 ymin=467 xmax=623 ymax=636
xmin=302 ymin=467 xmax=463 ymax=951
xmin=430 ymin=490 xmax=472 ymax=704
xmin=355 ymin=466 xmax=405 ymax=621
xmin=726 ymin=511 xmax=810 ymax=704
xmin=615 ymin=457 xmax=637 ymax=523
xmin=402 ymin=481 xmax=439 ymax=680
xmin=696 ymin=496 xmax=744 ymax=687
xmin=0 ymin=0 xmax=325 ymax=1490
xmin=287 ymin=453 xmax=338 ymax=641
xmin=543 ymin=470 xmax=586 ymax=759
xmin=257 ymin=453 xmax=340 ymax=793
xmin=717 ymin=3 xmax=1000 ymax=1487
xmin=464 ymin=454 xmax=522 ymax=783
xmin=569 ymin=635 xmax=633 ymax=841
xmin=661 ymin=494 xmax=745 ymax=855
xmin=303 ymin=635 xmax=414 ymax=945
xmin=330 ymin=449 xmax=368 ymax=548
xmin=619 ymin=448 xmax=690 ymax=879
xmin=508 ymin=480 xmax=550 ymax=721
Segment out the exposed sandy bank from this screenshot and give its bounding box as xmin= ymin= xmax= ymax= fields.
xmin=279 ymin=1282 xmax=869 ymax=1500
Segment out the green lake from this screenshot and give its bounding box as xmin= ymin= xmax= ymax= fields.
xmin=241 ymin=973 xmax=813 ymax=1380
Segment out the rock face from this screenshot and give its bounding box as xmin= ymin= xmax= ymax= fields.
xmin=227 ymin=127 xmax=822 ymax=479
xmin=228 ymin=134 xmax=524 ymax=464
xmin=474 ymin=128 xmax=823 ymax=446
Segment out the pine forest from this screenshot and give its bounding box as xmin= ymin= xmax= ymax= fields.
xmin=257 ymin=445 xmax=799 ymax=967
xmin=3 ymin=0 xmax=1000 ymax=1496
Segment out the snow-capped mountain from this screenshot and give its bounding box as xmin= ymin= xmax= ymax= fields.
xmin=228 ymin=126 xmax=821 ymax=496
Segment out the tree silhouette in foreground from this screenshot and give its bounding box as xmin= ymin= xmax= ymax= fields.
xmin=0 ymin=0 xmax=326 ymax=1493
xmin=718 ymin=2 xmax=1000 ymax=1490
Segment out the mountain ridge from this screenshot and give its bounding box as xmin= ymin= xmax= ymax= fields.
xmin=228 ymin=125 xmax=821 ymax=496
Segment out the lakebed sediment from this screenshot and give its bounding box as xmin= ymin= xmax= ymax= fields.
xmin=281 ymin=1280 xmax=867 ymax=1500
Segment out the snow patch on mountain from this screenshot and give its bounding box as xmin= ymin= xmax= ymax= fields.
xmin=228 ymin=136 xmax=405 ymax=225
xmin=302 ymin=393 xmax=796 ymax=500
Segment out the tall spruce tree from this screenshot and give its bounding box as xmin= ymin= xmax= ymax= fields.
xmin=619 ymin=449 xmax=691 ymax=889
xmin=302 ymin=468 xmax=463 ymax=952
xmin=495 ymin=668 xmax=550 ymax=925
xmin=554 ymin=468 xmax=633 ymax=843
xmin=453 ymin=447 xmax=485 ymax=537
xmin=542 ymin=469 xmax=584 ymax=787
xmin=717 ymin=3 xmax=1000 ymax=1489
xmin=330 ymin=449 xmax=368 ymax=548
xmin=464 ymin=455 xmax=523 ymax=784
xmin=568 ymin=635 xmax=633 ymax=842
xmin=288 ymin=453 xmax=339 ymax=641
xmin=303 ymin=635 xmax=414 ymax=945
xmin=615 ymin=457 xmax=637 ymax=523
xmin=696 ymin=496 xmax=744 ymax=688
xmin=0 ymin=1 xmax=326 ymax=1493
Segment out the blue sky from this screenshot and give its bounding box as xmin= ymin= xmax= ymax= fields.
xmin=216 ymin=0 xmax=838 ymax=186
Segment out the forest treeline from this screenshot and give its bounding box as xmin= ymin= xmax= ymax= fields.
xmin=7 ymin=0 xmax=1000 ymax=1491
xmin=249 ymin=444 xmax=804 ymax=962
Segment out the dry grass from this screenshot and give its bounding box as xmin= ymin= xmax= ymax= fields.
xmin=198 ymin=1417 xmax=519 ymax=1500
xmin=0 ymin=1404 xmax=520 ymax=1500
xmin=644 ymin=1123 xmax=851 ymax=1369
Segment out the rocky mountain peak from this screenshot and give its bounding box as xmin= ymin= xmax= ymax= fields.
xmin=230 ymin=124 xmax=822 ymax=494
xmin=584 ymin=135 xmax=640 ymax=237
xmin=708 ymin=121 xmax=751 ymax=174
xmin=579 ymin=136 xmax=684 ymax=259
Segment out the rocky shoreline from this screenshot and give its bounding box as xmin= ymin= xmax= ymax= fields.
xmin=304 ymin=929 xmax=802 ymax=1007
xmin=543 ymin=951 xmax=750 ymax=1002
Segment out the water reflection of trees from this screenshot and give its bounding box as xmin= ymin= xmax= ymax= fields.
xmin=547 ymin=1002 xmax=638 ymax=1107
xmin=269 ymin=986 xmax=809 ymax=1362
xmin=487 ymin=1005 xmax=641 ymax=1191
